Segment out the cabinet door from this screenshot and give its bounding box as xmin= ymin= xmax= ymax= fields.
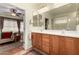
xmin=50 ymin=35 xmax=60 ymax=55
xmin=65 ymin=37 xmax=76 ymax=55
xmin=36 ymin=33 xmax=42 ymax=50
xmin=42 ymin=34 xmax=50 ymax=54
xmin=74 ymin=39 xmax=79 ymax=55
xmin=59 ymin=36 xmax=66 ymax=55
xmin=31 ymin=33 xmax=37 ymax=48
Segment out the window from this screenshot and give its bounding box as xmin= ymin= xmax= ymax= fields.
xmin=52 ymin=17 xmax=67 ymax=30
xmin=2 ymin=19 xmax=18 ymax=32
xmin=54 ymin=17 xmax=67 ymax=24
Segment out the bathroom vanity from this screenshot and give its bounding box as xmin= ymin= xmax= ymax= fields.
xmin=31 ymin=31 xmax=79 ymax=55
xmin=31 ymin=3 xmax=79 ymax=55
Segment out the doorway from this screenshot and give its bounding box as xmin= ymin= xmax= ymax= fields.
xmin=0 ymin=3 xmax=24 ymax=55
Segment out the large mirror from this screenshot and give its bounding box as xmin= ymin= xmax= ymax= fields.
xmin=33 ymin=12 xmax=43 ymax=27
xmin=76 ymin=4 xmax=79 ymax=31
xmin=32 ymin=3 xmax=79 ymax=31
xmin=44 ymin=3 xmax=79 ymax=31
xmin=52 ymin=17 xmax=67 ymax=30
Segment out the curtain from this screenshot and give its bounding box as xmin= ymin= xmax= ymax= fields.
xmin=0 ymin=17 xmax=4 ymax=32
xmin=0 ymin=17 xmax=4 ymax=39
xmin=17 ymin=20 xmax=20 ymax=34
xmin=20 ymin=22 xmax=23 ymax=32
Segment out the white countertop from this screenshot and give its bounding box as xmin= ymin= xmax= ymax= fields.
xmin=31 ymin=30 xmax=79 ymax=38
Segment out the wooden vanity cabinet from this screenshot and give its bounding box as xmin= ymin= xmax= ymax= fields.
xmin=42 ymin=34 xmax=50 ymax=54
xmin=65 ymin=37 xmax=77 ymax=55
xmin=31 ymin=32 xmax=42 ymax=50
xmin=31 ymin=32 xmax=79 ymax=55
xmin=59 ymin=36 xmax=66 ymax=55
xmin=36 ymin=33 xmax=42 ymax=50
xmin=31 ymin=33 xmax=37 ymax=48
xmin=50 ymin=35 xmax=60 ymax=55
xmin=74 ymin=39 xmax=79 ymax=54
xmin=50 ymin=35 xmax=66 ymax=55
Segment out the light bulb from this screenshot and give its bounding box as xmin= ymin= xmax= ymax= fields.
xmin=68 ymin=19 xmax=70 ymax=21
xmin=11 ymin=13 xmax=16 ymax=16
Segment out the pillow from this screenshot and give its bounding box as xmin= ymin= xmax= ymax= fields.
xmin=1 ymin=32 xmax=12 ymax=39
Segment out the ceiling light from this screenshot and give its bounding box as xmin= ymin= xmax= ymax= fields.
xmin=11 ymin=13 xmax=16 ymax=16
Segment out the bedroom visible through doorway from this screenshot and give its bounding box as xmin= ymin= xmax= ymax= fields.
xmin=0 ymin=3 xmax=24 ymax=54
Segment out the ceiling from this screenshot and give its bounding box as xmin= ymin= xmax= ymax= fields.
xmin=24 ymin=3 xmax=47 ymax=10
xmin=11 ymin=3 xmax=53 ymax=10
xmin=0 ymin=3 xmax=24 ymax=13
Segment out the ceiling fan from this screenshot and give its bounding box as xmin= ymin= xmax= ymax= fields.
xmin=10 ymin=8 xmax=23 ymax=17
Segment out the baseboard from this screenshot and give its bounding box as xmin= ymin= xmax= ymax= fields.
xmin=24 ymin=47 xmax=33 ymax=55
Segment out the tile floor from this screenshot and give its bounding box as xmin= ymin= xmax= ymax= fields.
xmin=24 ymin=50 xmax=42 ymax=55
xmin=0 ymin=41 xmax=42 ymax=55
xmin=0 ymin=41 xmax=24 ymax=55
